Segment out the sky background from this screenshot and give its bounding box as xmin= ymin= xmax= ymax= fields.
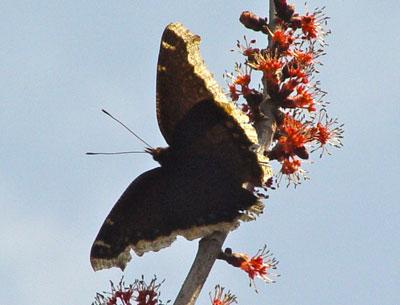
xmin=1 ymin=1 xmax=399 ymax=304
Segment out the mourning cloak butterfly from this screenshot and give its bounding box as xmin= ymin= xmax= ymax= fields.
xmin=90 ymin=23 xmax=271 ymax=271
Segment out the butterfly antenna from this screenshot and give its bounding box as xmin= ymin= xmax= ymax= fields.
xmin=101 ymin=109 xmax=153 ymax=149
xmin=86 ymin=151 xmax=147 ymax=156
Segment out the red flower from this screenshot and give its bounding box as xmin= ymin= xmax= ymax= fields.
xmin=300 ymin=14 xmax=318 ymax=39
xmin=242 ymin=46 xmax=260 ymax=60
xmin=267 ymin=114 xmax=311 ymax=162
xmin=92 ymin=278 xmax=134 ymax=305
xmin=272 ymin=114 xmax=313 ymax=186
xmin=278 ymin=134 xmax=305 ymax=154
xmin=280 ymin=114 xmax=312 ymax=148
xmin=236 ymin=37 xmax=260 ymax=61
xmin=238 ymin=246 xmax=278 ymax=289
xmin=252 ymin=54 xmax=282 ymax=85
xmin=281 ymin=158 xmax=301 ymax=175
xmin=314 ymin=122 xmax=330 ymax=145
xmin=291 ymin=85 xmax=316 ymax=111
xmin=272 ymin=29 xmax=294 ymax=51
xmin=220 ymin=246 xmax=278 ymax=289
xmin=227 ymin=68 xmax=253 ymax=101
xmin=234 ymin=73 xmax=251 ymax=87
xmin=228 ymin=84 xmax=239 ymax=101
xmin=134 ymin=277 xmax=163 ymax=305
xmin=233 ymin=73 xmax=252 ymax=96
xmin=209 ymin=285 xmax=237 ymax=305
xmin=92 ymin=276 xmax=165 ymax=305
xmin=277 ymin=156 xmax=308 ymax=186
xmin=288 ymin=66 xmax=307 ymax=81
xmin=292 ymin=50 xmax=314 ymax=66
xmin=310 ymin=111 xmax=344 ymax=156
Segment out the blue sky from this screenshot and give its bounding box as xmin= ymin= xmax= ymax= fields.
xmin=1 ymin=1 xmax=399 ymax=304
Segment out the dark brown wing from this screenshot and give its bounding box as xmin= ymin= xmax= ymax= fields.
xmin=156 ymin=23 xmax=271 ymax=181
xmin=91 ymin=23 xmax=272 ymax=272
xmin=90 ymin=161 xmax=257 ymax=271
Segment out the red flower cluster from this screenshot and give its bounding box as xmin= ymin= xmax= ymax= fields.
xmin=228 ymin=65 xmax=252 ymax=101
xmin=310 ymin=111 xmax=344 ymax=157
xmin=228 ymin=0 xmax=342 ymax=186
xmin=92 ymin=276 xmax=166 ymax=305
xmin=238 ymin=246 xmax=278 ymax=286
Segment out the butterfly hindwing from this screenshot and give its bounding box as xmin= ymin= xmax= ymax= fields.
xmin=90 ymin=156 xmax=258 ymax=271
xmin=91 ymin=168 xmax=166 ymax=270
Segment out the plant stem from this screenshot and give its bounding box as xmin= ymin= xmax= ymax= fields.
xmin=173 ymin=3 xmax=277 ymax=305
xmin=173 ymin=232 xmax=228 ymax=305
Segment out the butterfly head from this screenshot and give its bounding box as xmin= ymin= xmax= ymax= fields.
xmin=145 ymin=146 xmax=172 ymax=166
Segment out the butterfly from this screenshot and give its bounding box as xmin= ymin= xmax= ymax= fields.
xmin=90 ymin=23 xmax=271 ymax=271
